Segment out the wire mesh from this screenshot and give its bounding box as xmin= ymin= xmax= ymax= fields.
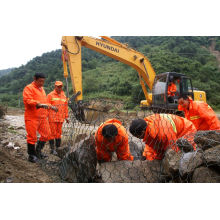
xmin=46 ymin=99 xmax=220 ymax=183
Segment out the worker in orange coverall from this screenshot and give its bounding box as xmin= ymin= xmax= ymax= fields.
xmin=129 ymin=114 xmax=197 ymax=161
xmin=95 ymin=119 xmax=134 ymax=162
xmin=47 ymin=81 xmax=69 ymax=155
xmin=23 ymin=73 xmax=58 ymax=163
xmin=178 ymin=95 xmax=220 ymax=131
xmin=167 ymin=79 xmax=177 ymax=103
xmin=168 ymin=81 xmax=177 ymax=97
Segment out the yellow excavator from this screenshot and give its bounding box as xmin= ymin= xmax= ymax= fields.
xmin=61 ymin=36 xmax=206 ymax=121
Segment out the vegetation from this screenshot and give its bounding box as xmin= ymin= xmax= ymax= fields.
xmin=0 ymin=36 xmax=220 ymax=109
xmin=0 ymin=68 xmax=14 ymax=77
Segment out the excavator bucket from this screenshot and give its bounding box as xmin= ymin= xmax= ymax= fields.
xmin=68 ymin=93 xmax=85 ymax=122
xmin=68 ymin=94 xmax=109 ymax=123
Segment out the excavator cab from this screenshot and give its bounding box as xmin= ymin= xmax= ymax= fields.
xmin=151 ymin=72 xmax=194 ymax=112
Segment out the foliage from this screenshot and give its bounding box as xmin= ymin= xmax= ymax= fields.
xmin=0 ymin=37 xmax=220 ymax=110
xmin=0 ymin=68 xmax=14 ymax=77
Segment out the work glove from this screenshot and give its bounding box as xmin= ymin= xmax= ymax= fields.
xmin=50 ymin=106 xmax=58 ymax=112
xmin=36 ymin=104 xmax=49 ymax=109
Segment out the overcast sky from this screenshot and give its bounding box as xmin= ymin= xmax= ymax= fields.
xmin=0 ymin=0 xmax=219 ymax=70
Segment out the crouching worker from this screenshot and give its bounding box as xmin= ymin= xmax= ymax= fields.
xmin=129 ymin=114 xmax=197 ymax=161
xmin=95 ymin=119 xmax=134 ymax=163
xmin=23 ymin=73 xmax=58 ymax=163
xmin=47 ymin=81 xmax=69 ymax=155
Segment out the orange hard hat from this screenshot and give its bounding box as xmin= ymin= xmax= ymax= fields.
xmin=55 ymin=81 xmax=63 ymax=86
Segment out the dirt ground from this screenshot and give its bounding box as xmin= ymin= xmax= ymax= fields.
xmin=0 ymin=108 xmax=63 ymax=183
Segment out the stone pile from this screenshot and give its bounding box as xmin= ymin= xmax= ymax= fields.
xmin=59 ymin=139 xmax=163 ymax=183
xmin=59 ymin=130 xmax=220 ymax=183
xmin=163 ymin=130 xmax=220 ymax=183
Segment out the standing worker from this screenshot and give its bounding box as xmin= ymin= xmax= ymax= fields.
xmin=95 ymin=119 xmax=134 ymax=163
xmin=129 ymin=114 xmax=197 ymax=161
xmin=47 ymin=81 xmax=69 ymax=155
xmin=178 ymin=95 xmax=220 ymax=131
xmin=23 ymin=73 xmax=57 ymax=163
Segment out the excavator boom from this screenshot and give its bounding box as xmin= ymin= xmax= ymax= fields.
xmin=61 ymin=36 xmax=156 ymax=105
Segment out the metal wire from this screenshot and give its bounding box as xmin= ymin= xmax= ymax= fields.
xmin=45 ymin=100 xmax=220 ymax=183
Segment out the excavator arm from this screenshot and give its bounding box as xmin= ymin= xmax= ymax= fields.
xmin=61 ymin=36 xmax=156 ymax=121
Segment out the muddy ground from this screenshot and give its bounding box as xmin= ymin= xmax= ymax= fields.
xmin=0 ymin=108 xmax=63 ymax=183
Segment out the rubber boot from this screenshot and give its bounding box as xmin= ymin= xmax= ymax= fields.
xmin=55 ymin=138 xmax=61 ymax=148
xmin=36 ymin=141 xmax=47 ymax=159
xmin=49 ymin=139 xmax=57 ymax=156
xmin=27 ymin=143 xmax=38 ymax=163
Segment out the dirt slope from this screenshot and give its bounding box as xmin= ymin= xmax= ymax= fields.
xmin=0 ymin=109 xmax=63 ymax=183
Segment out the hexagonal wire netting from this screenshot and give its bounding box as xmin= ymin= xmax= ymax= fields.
xmin=42 ymin=81 xmax=220 ymax=183
xmin=46 ymin=98 xmax=220 ymax=183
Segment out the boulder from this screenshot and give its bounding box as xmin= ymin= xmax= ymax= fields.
xmin=179 ymin=151 xmax=204 ymax=179
xmin=59 ymin=136 xmax=97 ymax=183
xmin=98 ymin=160 xmax=162 ymax=183
xmin=75 ymin=133 xmax=88 ymax=143
xmin=204 ymin=145 xmax=220 ymax=166
xmin=57 ymin=134 xmax=90 ymax=159
xmin=57 ymin=146 xmax=71 ymax=159
xmin=163 ymin=148 xmax=183 ymax=177
xmin=176 ymin=138 xmax=194 ymax=153
xmin=129 ymin=140 xmax=143 ymax=160
xmin=192 ymin=166 xmax=220 ymax=183
xmin=194 ymin=130 xmax=220 ymax=150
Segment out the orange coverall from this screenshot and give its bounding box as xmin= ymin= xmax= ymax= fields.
xmin=95 ymin=119 xmax=134 ymax=162
xmin=47 ymin=90 xmax=68 ymax=139
xmin=23 ymin=81 xmax=51 ymax=145
xmin=143 ymin=114 xmax=197 ymax=160
xmin=178 ymin=100 xmax=220 ymax=131
xmin=167 ymin=82 xmax=177 ymax=96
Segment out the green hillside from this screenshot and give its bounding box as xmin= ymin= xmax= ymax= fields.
xmin=0 ymin=68 xmax=14 ymax=77
xmin=0 ymin=36 xmax=220 ymax=109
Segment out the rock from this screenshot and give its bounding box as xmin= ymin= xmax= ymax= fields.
xmin=194 ymin=130 xmax=220 ymax=150
xmin=14 ymin=142 xmax=21 ymax=147
xmin=0 ymin=140 xmax=9 ymax=147
xmin=5 ymin=177 xmax=13 ymax=183
xmin=176 ymin=138 xmax=194 ymax=153
xmin=129 ymin=141 xmax=143 ymax=160
xmin=192 ymin=166 xmax=220 ymax=183
xmin=204 ymin=145 xmax=220 ymax=166
xmin=163 ymin=148 xmax=183 ymax=177
xmin=59 ymin=136 xmax=97 ymax=183
xmin=57 ymin=146 xmax=71 ymax=159
xmin=17 ymin=126 xmax=25 ymax=130
xmin=75 ymin=133 xmax=88 ymax=143
xmin=6 ymin=142 xmax=14 ymax=148
xmin=179 ymin=151 xmax=204 ymax=179
xmin=98 ymin=160 xmax=162 ymax=183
